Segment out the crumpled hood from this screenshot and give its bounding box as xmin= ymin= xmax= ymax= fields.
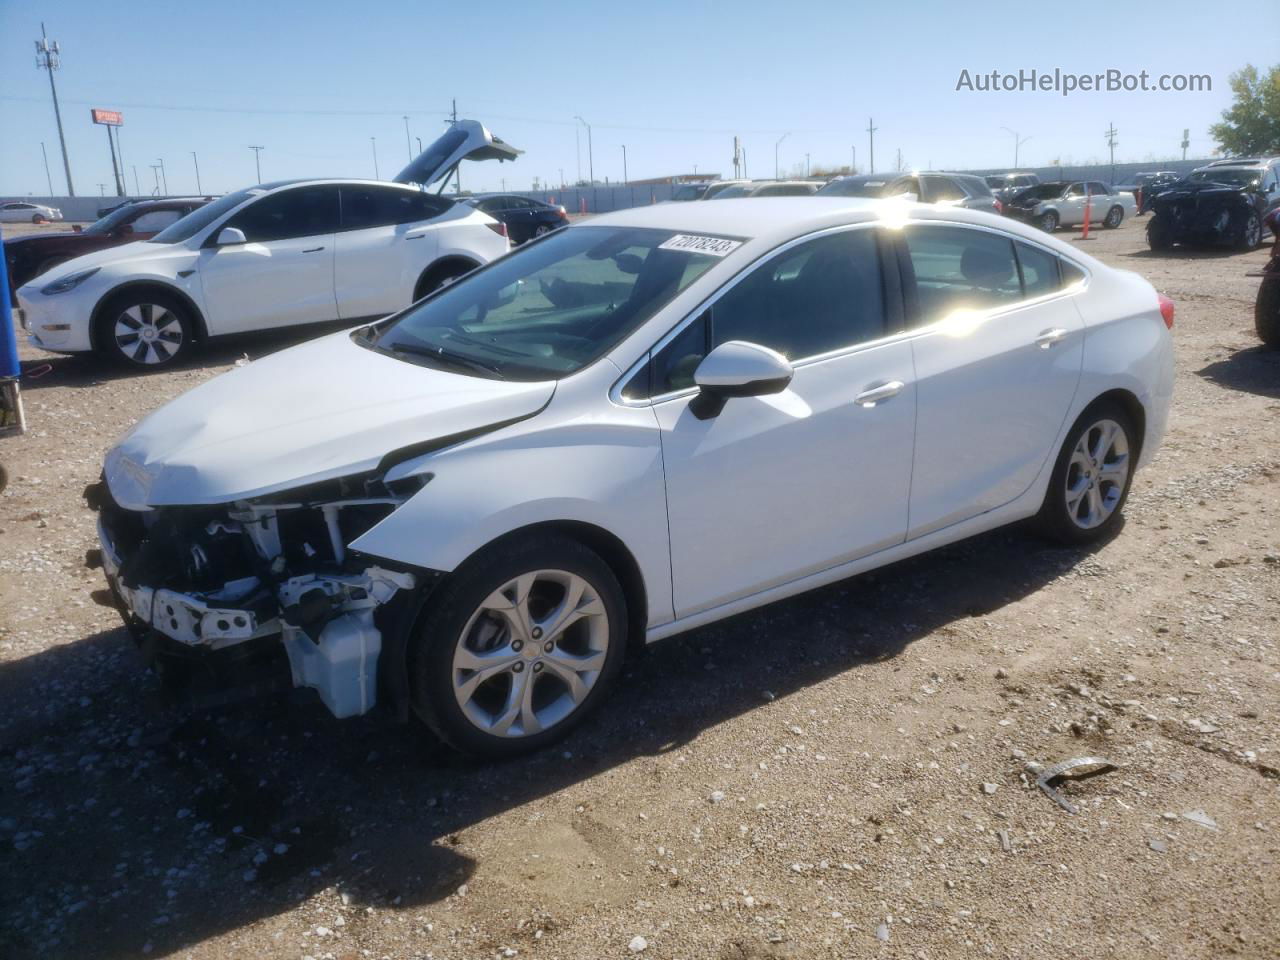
xmin=104 ymin=330 xmax=555 ymax=508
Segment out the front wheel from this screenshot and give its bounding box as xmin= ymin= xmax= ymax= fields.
xmin=1103 ymin=205 xmax=1123 ymax=229
xmin=1036 ymin=211 xmax=1059 ymax=232
xmin=31 ymin=214 xmax=46 ymax=224
xmin=1257 ymin=278 xmax=1280 ymax=349
xmin=410 ymin=534 xmax=627 ymax=757
xmin=95 ymin=291 xmax=195 ymax=368
xmin=1236 ymin=210 xmax=1262 ymax=251
xmin=1034 ymin=402 xmax=1138 ymax=545
xmin=1147 ymin=215 xmax=1173 ymax=251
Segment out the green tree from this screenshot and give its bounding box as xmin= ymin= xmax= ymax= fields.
xmin=1209 ymin=64 xmax=1280 ymax=155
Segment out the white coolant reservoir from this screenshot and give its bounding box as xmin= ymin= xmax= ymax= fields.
xmin=282 ymin=611 xmax=380 ymax=718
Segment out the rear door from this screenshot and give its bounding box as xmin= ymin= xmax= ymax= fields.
xmin=898 ymin=224 xmax=1084 ymax=538
xmin=197 ymin=185 xmax=340 ymax=334
xmin=335 ymin=185 xmax=450 ymax=319
xmin=1087 ymin=182 xmax=1112 ymax=221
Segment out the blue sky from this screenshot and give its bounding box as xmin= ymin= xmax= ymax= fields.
xmin=1 ymin=0 xmax=1275 ymax=198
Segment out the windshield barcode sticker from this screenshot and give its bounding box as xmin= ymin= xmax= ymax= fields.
xmin=659 ymin=234 xmax=743 ymax=257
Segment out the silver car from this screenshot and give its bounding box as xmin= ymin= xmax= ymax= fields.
xmin=818 ymin=172 xmax=1000 ymax=214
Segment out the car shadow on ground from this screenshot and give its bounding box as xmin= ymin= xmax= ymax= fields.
xmin=15 ymin=321 xmax=354 ymax=391
xmin=0 ymin=524 xmax=1112 ymax=959
xmin=1196 ymin=345 xmax=1280 ymax=399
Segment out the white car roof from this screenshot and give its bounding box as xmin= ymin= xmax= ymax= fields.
xmin=585 ymin=196 xmax=1078 ymax=256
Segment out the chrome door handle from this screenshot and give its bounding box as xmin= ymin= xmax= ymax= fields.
xmin=405 ymin=232 xmax=427 ymax=240
xmin=854 ymin=380 xmax=904 ymax=407
xmin=302 ymin=246 xmax=326 ymax=253
xmin=1035 ymin=328 xmax=1068 ymax=348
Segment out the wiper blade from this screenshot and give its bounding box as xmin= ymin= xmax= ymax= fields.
xmin=387 ymin=341 xmax=506 ymax=379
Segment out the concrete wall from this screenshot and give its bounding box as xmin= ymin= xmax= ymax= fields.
xmin=0 ymin=195 xmax=169 ymax=223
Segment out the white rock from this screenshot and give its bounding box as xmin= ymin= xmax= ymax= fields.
xmin=628 ymin=935 xmax=648 ymax=952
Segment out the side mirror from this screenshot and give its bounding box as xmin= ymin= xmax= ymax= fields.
xmin=214 ymin=226 xmax=247 ymax=246
xmin=690 ymin=340 xmax=793 ymax=420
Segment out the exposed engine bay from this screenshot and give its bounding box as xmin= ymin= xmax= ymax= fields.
xmin=85 ymin=473 xmax=427 ymax=718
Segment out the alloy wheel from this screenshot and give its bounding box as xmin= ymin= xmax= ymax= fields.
xmin=1064 ymin=418 xmax=1130 ymax=529
xmin=114 ymin=303 xmax=184 ymax=365
xmin=451 ymin=569 xmax=609 ymax=738
xmin=1244 ymin=214 xmax=1261 ymax=248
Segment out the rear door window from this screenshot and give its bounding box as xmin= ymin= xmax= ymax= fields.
xmin=341 ymin=185 xmax=448 ymax=230
xmin=924 ymin=176 xmax=967 ymax=202
xmin=901 ymin=225 xmax=1021 ymax=325
xmin=1014 ymin=242 xmax=1063 ymax=297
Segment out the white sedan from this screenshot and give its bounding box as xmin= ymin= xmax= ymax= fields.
xmin=89 ymin=198 xmax=1174 ymax=756
xmin=17 ymin=121 xmax=516 ymax=367
xmin=1 ymin=201 xmax=63 ymax=223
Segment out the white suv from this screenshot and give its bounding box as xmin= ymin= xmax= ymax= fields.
xmin=17 ymin=121 xmax=517 ymax=367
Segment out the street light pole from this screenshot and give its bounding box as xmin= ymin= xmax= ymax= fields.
xmin=40 ymin=142 xmax=54 ymax=195
xmin=1000 ymin=127 xmax=1031 ymax=168
xmin=867 ymin=118 xmax=877 ymax=174
xmin=249 ymin=145 xmax=263 ymax=183
xmin=370 ymin=137 xmax=379 ymax=179
xmin=575 ymin=116 xmax=593 ymax=184
xmin=403 ymin=116 xmax=413 ymax=162
xmin=191 ymin=152 xmax=202 ymax=194
xmin=775 ymin=132 xmax=789 ymax=179
xmin=157 ymin=158 xmax=167 ymax=195
xmin=621 ymin=144 xmax=628 ymax=185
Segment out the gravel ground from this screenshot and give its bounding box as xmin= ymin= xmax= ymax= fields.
xmin=1 ymin=216 xmax=1278 ymax=960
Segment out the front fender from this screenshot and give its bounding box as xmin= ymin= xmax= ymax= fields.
xmin=349 ymin=408 xmax=675 ymax=628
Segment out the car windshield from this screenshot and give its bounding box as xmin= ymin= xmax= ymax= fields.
xmin=984 ymin=176 xmax=1006 ymax=188
xmin=148 ymin=188 xmax=262 ymax=244
xmin=1185 ymin=168 xmax=1262 ymax=187
xmin=82 ymin=206 xmax=143 ymax=235
xmin=362 ymin=226 xmax=727 ymax=381
xmin=817 ymin=178 xmax=897 ymax=198
xmin=711 ymin=185 xmax=754 ymax=199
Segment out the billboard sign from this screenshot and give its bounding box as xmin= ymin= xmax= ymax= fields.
xmin=91 ymin=108 xmax=123 ymax=126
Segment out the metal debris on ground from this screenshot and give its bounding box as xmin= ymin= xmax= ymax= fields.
xmin=1034 ymin=756 xmax=1118 ymax=814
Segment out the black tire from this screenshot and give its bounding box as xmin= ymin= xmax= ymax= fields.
xmin=413 ymin=261 xmax=476 ymax=301
xmin=31 ymin=214 xmax=45 ymax=224
xmin=1236 ymin=209 xmax=1262 ymax=251
xmin=1103 ymin=205 xmax=1123 ymax=229
xmin=1034 ymin=400 xmax=1139 ymax=546
xmin=94 ymin=290 xmax=196 ymax=368
xmin=1147 ymin=215 xmax=1173 ymax=251
xmin=409 ymin=533 xmax=628 ymax=758
xmin=1037 ymin=210 xmax=1059 ymax=232
xmin=0 ymin=462 xmax=8 ymax=495
xmin=1257 ymin=278 xmax=1280 ymax=349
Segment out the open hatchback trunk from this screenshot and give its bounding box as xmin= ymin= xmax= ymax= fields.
xmin=392 ymin=119 xmax=522 ymax=190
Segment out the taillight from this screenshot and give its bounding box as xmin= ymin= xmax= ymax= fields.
xmin=485 ymin=221 xmax=508 ymax=239
xmin=994 ymin=198 xmax=1003 ymax=215
xmin=1157 ymin=293 xmax=1175 ymax=329
xmin=557 ymin=206 xmax=569 ymax=219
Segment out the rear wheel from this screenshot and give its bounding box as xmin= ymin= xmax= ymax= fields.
xmin=413 ymin=261 xmax=476 ymax=301
xmin=1147 ymin=215 xmax=1173 ymax=251
xmin=1035 ymin=401 xmax=1138 ymax=545
xmin=1257 ymin=278 xmax=1280 ymax=349
xmin=410 ymin=533 xmax=627 ymax=757
xmin=95 ymin=290 xmax=195 ymax=368
xmin=31 ymin=214 xmax=46 ymax=224
xmin=1103 ymin=205 xmax=1123 ymax=228
xmin=1037 ymin=210 xmax=1059 ymax=232
xmin=534 ymin=223 xmax=554 ymax=238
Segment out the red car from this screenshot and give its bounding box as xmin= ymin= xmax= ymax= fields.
xmin=4 ymin=197 xmax=210 ymax=302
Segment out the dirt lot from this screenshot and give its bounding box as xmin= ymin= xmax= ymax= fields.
xmin=1 ymin=216 xmax=1278 ymax=960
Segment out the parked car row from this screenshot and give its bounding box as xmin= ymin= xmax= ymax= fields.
xmin=10 ymin=121 xmax=520 ymax=368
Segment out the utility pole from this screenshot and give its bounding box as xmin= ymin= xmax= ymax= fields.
xmin=851 ymin=145 xmax=856 ymax=174
xmin=575 ymin=116 xmax=594 ymax=184
xmin=40 ymin=142 xmax=54 ymax=195
xmin=574 ymin=125 xmax=581 ymax=184
xmin=403 ymin=116 xmax=413 ymax=161
xmin=732 ymin=136 xmax=741 ymax=179
xmin=1180 ymin=128 xmax=1190 ymax=161
xmin=1104 ymin=123 xmax=1118 ymax=183
xmin=249 ymin=145 xmax=264 ymax=183
xmin=741 ymin=147 xmax=747 ymax=178
xmin=805 ymin=152 xmax=810 ymax=177
xmin=35 ymin=23 xmax=74 ymax=195
xmin=1001 ymin=127 xmax=1032 ymax=168
xmin=775 ymin=132 xmax=788 ymax=179
xmin=416 ymin=137 xmax=423 ymax=154
xmin=622 ymin=144 xmax=628 ymax=185
xmin=896 ymin=148 xmax=902 ymax=172
xmin=559 ymin=168 xmax=564 ymax=188
xmin=149 ymin=164 xmax=162 ymax=196
xmin=156 ymin=158 xmax=167 ymax=195
xmin=370 ymin=137 xmax=379 ymax=179
xmin=132 ymin=165 xmax=140 ymax=195
xmin=97 ymin=183 xmax=105 ymax=196
xmin=191 ymin=151 xmax=202 ymax=194
xmin=866 ymin=118 xmax=878 ymax=174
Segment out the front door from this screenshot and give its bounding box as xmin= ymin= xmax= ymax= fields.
xmin=651 ymin=226 xmax=916 ymax=618
xmin=197 ymin=184 xmax=340 ymax=334
xmin=896 ymin=224 xmax=1084 ymax=538
xmin=1059 ymin=182 xmax=1088 ymax=225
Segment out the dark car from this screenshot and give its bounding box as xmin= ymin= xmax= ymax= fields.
xmin=819 ymin=172 xmax=1000 ymax=214
xmin=5 ymin=197 xmax=211 ymax=301
xmin=1147 ymin=158 xmax=1280 ymax=251
xmin=457 ymin=194 xmax=568 ymax=244
xmin=983 ymin=171 xmax=1041 ymax=207
xmin=1127 ymin=171 xmax=1182 ymax=212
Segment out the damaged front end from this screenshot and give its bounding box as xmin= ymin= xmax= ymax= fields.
xmin=1149 ymin=184 xmax=1258 ymax=246
xmin=85 ymin=473 xmax=432 ymax=719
